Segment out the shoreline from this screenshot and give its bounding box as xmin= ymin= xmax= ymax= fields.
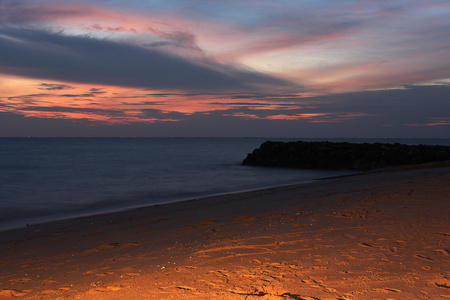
xmin=6 ymin=158 xmax=447 ymax=233
xmin=1 ymin=162 xmax=449 ymax=299
xmin=0 ymin=180 xmax=326 ymax=233
xmin=0 ymin=169 xmax=356 ymax=232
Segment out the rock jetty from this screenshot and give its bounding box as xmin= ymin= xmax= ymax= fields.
xmin=242 ymin=141 xmax=450 ymax=170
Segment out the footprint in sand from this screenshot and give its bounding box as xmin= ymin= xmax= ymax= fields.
xmin=7 ymin=278 xmax=31 ymax=283
xmin=434 ymin=277 xmax=450 ymax=289
xmin=373 ymin=288 xmax=401 ymax=293
xmin=81 ymin=241 xmax=139 ymax=256
xmin=80 ymin=242 xmax=121 ymax=255
xmin=176 ymin=286 xmax=196 ymax=291
xmin=414 ymin=254 xmax=434 ymax=261
xmin=40 ymin=288 xmax=70 ymax=296
xmin=185 ymin=221 xmax=217 ymax=230
xmin=96 ymin=242 xmax=121 ymax=250
xmin=96 ymin=272 xmax=115 ymax=276
xmin=0 ymin=289 xmax=31 ymax=297
xmin=121 ymin=272 xmax=140 ymax=278
xmin=434 ymin=249 xmax=450 ymax=256
xmin=239 ymin=216 xmax=259 ymax=222
xmin=175 ymin=286 xmax=204 ymax=295
xmin=80 ymin=231 xmax=105 ymax=238
xmin=85 ymin=285 xmax=123 ymax=296
xmin=94 ymin=286 xmax=123 ymax=292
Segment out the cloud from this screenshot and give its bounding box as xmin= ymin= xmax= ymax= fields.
xmin=39 ymin=83 xmax=73 ymax=90
xmin=83 ymin=24 xmax=137 ymax=33
xmin=203 ymin=85 xmax=450 ymax=128
xmin=0 ymin=27 xmax=299 ymax=93
xmin=0 ymin=0 xmax=122 ymax=24
xmin=145 ymin=29 xmax=203 ymax=52
xmin=121 ymin=101 xmax=164 ymax=106
xmin=1 ymin=85 xmax=449 ymax=138
xmin=19 ymin=105 xmax=125 ymax=116
xmin=137 ymin=108 xmax=188 ymax=120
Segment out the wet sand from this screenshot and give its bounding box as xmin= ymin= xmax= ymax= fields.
xmin=1 ymin=162 xmax=449 ymax=299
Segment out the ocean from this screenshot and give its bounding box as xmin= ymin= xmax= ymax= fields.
xmin=1 ymin=137 xmax=449 ymax=230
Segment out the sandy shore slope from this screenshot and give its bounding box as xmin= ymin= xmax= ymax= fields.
xmin=1 ymin=163 xmax=449 ymax=299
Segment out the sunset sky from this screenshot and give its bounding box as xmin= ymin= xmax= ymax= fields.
xmin=1 ymin=0 xmax=449 ymax=137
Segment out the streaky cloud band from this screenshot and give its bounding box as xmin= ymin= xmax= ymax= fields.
xmin=0 ymin=27 xmax=300 ymax=93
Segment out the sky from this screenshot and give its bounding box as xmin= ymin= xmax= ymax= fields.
xmin=0 ymin=0 xmax=449 ymax=138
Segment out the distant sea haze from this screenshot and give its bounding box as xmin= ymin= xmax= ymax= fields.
xmin=1 ymin=137 xmax=449 ymax=230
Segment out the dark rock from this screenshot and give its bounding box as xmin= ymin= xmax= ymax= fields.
xmin=242 ymin=141 xmax=450 ymax=171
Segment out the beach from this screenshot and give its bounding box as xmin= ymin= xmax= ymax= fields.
xmin=1 ymin=163 xmax=449 ymax=299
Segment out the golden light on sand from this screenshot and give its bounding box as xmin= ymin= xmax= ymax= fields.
xmin=1 ymin=163 xmax=449 ymax=299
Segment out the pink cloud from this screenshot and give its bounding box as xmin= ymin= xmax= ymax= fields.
xmin=212 ymin=22 xmax=356 ymax=63
xmin=0 ymin=2 xmax=191 ymax=38
xmin=288 ymin=48 xmax=450 ymax=94
xmin=83 ymin=24 xmax=138 ymax=33
xmin=406 ymin=118 xmax=450 ymax=127
xmin=2 ymin=0 xmax=450 ymax=98
xmin=1 ymin=3 xmax=124 ymax=24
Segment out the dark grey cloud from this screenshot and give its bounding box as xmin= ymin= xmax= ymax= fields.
xmin=0 ymin=27 xmax=299 ymax=93
xmin=84 ymin=24 xmax=137 ymax=33
xmin=227 ymin=94 xmax=300 ymax=99
xmin=122 ymin=101 xmax=164 ymax=106
xmin=39 ymin=83 xmax=73 ymax=90
xmin=14 ymin=104 xmax=189 ymax=122
xmin=307 ymin=84 xmax=450 ymax=124
xmin=19 ymin=105 xmax=126 ymax=116
xmin=143 ymin=92 xmax=304 ymax=99
xmin=137 ymin=108 xmax=188 ymax=120
xmin=58 ymin=90 xmax=106 ymax=97
xmin=176 ymin=85 xmax=450 ymax=131
xmin=209 ymin=102 xmax=300 ymax=107
xmin=8 ymin=93 xmax=49 ymax=99
xmin=144 ymin=29 xmax=204 ymax=55
xmin=89 ymin=88 xmax=106 ymax=94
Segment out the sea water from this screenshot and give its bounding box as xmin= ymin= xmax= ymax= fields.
xmin=1 ymin=137 xmax=449 ymax=230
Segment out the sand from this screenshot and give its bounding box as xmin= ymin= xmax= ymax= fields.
xmin=0 ymin=163 xmax=449 ymax=299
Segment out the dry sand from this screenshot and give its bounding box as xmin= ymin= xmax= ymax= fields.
xmin=1 ymin=163 xmax=449 ymax=299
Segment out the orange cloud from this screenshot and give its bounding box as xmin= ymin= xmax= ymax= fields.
xmin=1 ymin=76 xmax=292 ymax=124
xmin=226 ymin=111 xmax=373 ymax=123
xmin=2 ymin=74 xmax=381 ymax=125
xmin=266 ymin=113 xmax=329 ymax=121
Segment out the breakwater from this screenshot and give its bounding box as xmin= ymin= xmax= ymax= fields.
xmin=242 ymin=141 xmax=450 ymax=170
